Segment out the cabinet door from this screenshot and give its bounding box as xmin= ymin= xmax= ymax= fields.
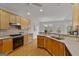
xmin=65 ymin=46 xmax=72 ymax=56
xmin=28 ymin=34 xmax=33 ymax=43
xmin=21 ymin=17 xmax=30 ymax=29
xmin=53 ymin=40 xmax=59 ymax=56
xmin=48 ymin=39 xmax=56 ymax=55
xmin=49 ymin=39 xmax=59 ymax=56
xmin=24 ymin=35 xmax=28 ymax=45
xmin=9 ymin=13 xmax=16 ymax=23
xmin=58 ymin=42 xmax=65 ymax=56
xmin=3 ymin=39 xmax=13 ymax=54
xmin=0 ymin=40 xmax=3 ymax=53
xmin=0 ymin=10 xmax=9 ymax=29
xmin=15 ymin=16 xmax=21 ymax=23
xmin=37 ymin=36 xmax=45 ymax=48
xmin=45 ymin=37 xmax=52 ymax=52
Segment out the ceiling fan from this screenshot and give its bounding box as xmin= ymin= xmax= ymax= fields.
xmin=26 ymin=3 xmax=42 ymax=7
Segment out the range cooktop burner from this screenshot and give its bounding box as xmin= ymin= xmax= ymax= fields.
xmin=10 ymin=34 xmax=22 ymax=37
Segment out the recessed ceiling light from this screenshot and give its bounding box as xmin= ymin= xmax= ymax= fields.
xmin=27 ymin=12 xmax=30 ymax=15
xmin=40 ymin=9 xmax=43 ymax=12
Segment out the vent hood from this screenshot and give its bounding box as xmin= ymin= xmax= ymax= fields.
xmin=9 ymin=23 xmax=21 ymax=29
xmin=9 ymin=23 xmax=21 ymax=26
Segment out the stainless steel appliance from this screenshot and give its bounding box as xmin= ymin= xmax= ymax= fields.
xmin=10 ymin=34 xmax=24 ymax=50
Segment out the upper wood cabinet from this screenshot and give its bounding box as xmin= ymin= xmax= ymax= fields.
xmin=0 ymin=10 xmax=9 ymax=29
xmin=9 ymin=13 xmax=16 ymax=24
xmin=72 ymin=4 xmax=79 ymax=31
xmin=21 ymin=17 xmax=30 ymax=29
xmin=0 ymin=9 xmax=31 ymax=29
xmin=15 ymin=15 xmax=21 ymax=23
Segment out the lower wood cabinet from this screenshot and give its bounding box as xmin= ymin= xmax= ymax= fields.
xmin=2 ymin=39 xmax=13 ymax=54
xmin=37 ymin=35 xmax=71 ymax=56
xmin=24 ymin=34 xmax=33 ymax=45
xmin=45 ymin=37 xmax=52 ymax=53
xmin=37 ymin=36 xmax=45 ymax=48
xmin=51 ymin=39 xmax=59 ymax=56
xmin=24 ymin=35 xmax=28 ymax=45
xmin=0 ymin=38 xmax=13 ymax=54
xmin=28 ymin=34 xmax=33 ymax=43
xmin=65 ymin=46 xmax=72 ymax=56
xmin=58 ymin=42 xmax=65 ymax=56
xmin=0 ymin=40 xmax=3 ymax=53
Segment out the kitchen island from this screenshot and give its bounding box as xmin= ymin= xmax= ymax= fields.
xmin=37 ymin=34 xmax=79 ymax=56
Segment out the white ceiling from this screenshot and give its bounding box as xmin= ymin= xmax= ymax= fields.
xmin=0 ymin=3 xmax=72 ymax=21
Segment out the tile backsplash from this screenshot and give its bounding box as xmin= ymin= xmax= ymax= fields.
xmin=0 ymin=28 xmax=28 ymax=37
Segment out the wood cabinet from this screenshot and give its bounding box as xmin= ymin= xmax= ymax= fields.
xmin=0 ymin=9 xmax=31 ymax=29
xmin=0 ymin=10 xmax=9 ymax=29
xmin=65 ymin=46 xmax=72 ymax=56
xmin=28 ymin=34 xmax=33 ymax=43
xmin=24 ymin=34 xmax=33 ymax=45
xmin=0 ymin=39 xmax=13 ymax=54
xmin=15 ymin=16 xmax=21 ymax=23
xmin=2 ymin=39 xmax=13 ymax=54
xmin=0 ymin=40 xmax=3 ymax=53
xmin=58 ymin=42 xmax=65 ymax=56
xmin=51 ymin=39 xmax=59 ymax=56
xmin=45 ymin=37 xmax=52 ymax=53
xmin=37 ymin=36 xmax=45 ymax=48
xmin=9 ymin=13 xmax=16 ymax=24
xmin=73 ymin=4 xmax=79 ymax=31
xmin=24 ymin=35 xmax=28 ymax=45
xmin=37 ymin=36 xmax=67 ymax=56
xmin=21 ymin=17 xmax=30 ymax=29
xmin=21 ymin=17 xmax=26 ymax=29
xmin=44 ymin=37 xmax=65 ymax=56
xmin=45 ymin=38 xmax=59 ymax=56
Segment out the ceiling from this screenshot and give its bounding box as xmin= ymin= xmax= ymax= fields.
xmin=0 ymin=3 xmax=72 ymax=21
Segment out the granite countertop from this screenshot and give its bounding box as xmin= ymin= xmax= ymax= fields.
xmin=38 ymin=34 xmax=79 ymax=56
xmin=0 ymin=33 xmax=33 ymax=40
xmin=0 ymin=36 xmax=12 ymax=40
xmin=39 ymin=32 xmax=79 ymax=38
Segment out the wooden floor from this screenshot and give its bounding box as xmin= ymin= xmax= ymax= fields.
xmin=9 ymin=39 xmax=50 ymax=56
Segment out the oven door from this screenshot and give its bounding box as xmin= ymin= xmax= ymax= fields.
xmin=13 ymin=36 xmax=24 ymax=50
